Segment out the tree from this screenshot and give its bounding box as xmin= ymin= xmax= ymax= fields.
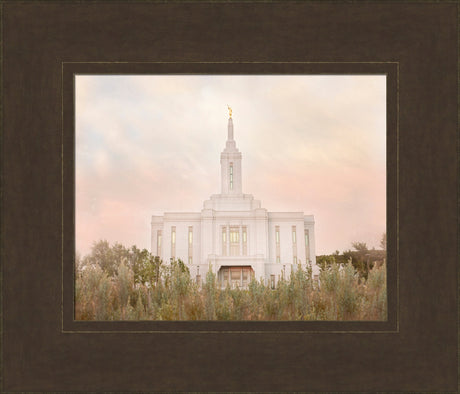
xmin=346 ymin=242 xmax=370 ymax=278
xmin=171 ymin=258 xmax=190 ymax=275
xmin=138 ymin=254 xmax=162 ymax=286
xmin=351 ymin=242 xmax=368 ymax=253
xmin=75 ymin=240 xmax=388 ymax=321
xmin=83 ymin=240 xmax=119 ymax=277
xmin=316 ymin=254 xmax=336 ymax=271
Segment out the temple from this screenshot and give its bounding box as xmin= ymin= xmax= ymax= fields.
xmin=151 ymin=110 xmax=318 ymax=288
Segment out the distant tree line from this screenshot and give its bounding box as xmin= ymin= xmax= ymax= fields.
xmin=316 ymin=234 xmax=387 ymax=279
xmin=75 ymin=238 xmax=387 ymax=321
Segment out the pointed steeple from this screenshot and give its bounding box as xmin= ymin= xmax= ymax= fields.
xmin=220 ymin=109 xmax=242 ymax=195
xmin=225 ymin=106 xmax=236 ymax=150
xmin=228 ymin=117 xmax=234 ymax=141
xmin=224 ymin=117 xmax=237 ymax=151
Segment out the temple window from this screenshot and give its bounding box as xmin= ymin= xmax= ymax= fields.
xmin=305 ymin=229 xmax=310 ymax=260
xmin=230 ymin=226 xmax=240 ymax=256
xmin=171 ymin=226 xmax=176 ymax=258
xmin=157 ymin=230 xmax=162 ymax=256
xmin=275 ymin=226 xmax=280 ymax=263
xmin=242 ymin=226 xmax=247 ymax=255
xmin=222 ymin=227 xmax=227 ymax=256
xmin=230 ymin=163 xmax=233 ymax=190
xmin=188 ymin=226 xmax=193 ymax=262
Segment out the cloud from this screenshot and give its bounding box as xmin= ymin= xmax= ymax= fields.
xmin=75 ymin=75 xmax=386 ymax=255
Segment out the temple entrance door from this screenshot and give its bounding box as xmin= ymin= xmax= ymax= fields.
xmin=218 ymin=266 xmax=254 ymax=289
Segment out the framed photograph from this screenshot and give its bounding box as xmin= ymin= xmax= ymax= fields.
xmin=2 ymin=1 xmax=457 ymax=392
xmin=74 ymin=74 xmax=388 ymax=322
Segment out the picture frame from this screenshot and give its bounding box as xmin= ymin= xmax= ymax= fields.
xmin=1 ymin=1 xmax=457 ymax=392
xmin=66 ymin=64 xmax=395 ymax=330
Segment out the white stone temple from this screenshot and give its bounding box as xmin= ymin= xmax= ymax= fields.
xmin=151 ymin=109 xmax=319 ymax=288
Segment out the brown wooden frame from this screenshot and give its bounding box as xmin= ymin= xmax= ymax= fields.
xmin=1 ymin=1 xmax=457 ymax=392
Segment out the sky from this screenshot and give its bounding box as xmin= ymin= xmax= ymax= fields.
xmin=75 ymin=75 xmax=386 ymax=256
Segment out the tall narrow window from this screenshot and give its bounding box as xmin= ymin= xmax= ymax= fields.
xmin=305 ymin=229 xmax=310 ymax=262
xmin=171 ymin=226 xmax=176 ymax=259
xmin=230 ymin=226 xmax=240 ymax=256
xmin=229 ymin=163 xmax=233 ymax=190
xmin=275 ymin=226 xmax=280 ymax=263
xmin=292 ymin=226 xmax=297 ymax=264
xmin=188 ymin=226 xmax=193 ymax=264
xmin=242 ymin=226 xmax=247 ymax=256
xmin=222 ymin=226 xmax=227 ymax=256
xmin=157 ymin=230 xmax=162 ymax=256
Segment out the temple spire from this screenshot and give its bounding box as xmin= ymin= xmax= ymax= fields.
xmin=221 ymin=109 xmax=242 ymax=194
xmin=227 ymin=117 xmax=234 ymax=141
xmin=227 ymin=105 xmax=234 ymax=141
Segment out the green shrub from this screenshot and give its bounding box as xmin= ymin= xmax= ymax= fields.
xmin=76 ymin=241 xmax=387 ymax=321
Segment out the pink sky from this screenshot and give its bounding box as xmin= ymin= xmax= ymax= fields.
xmin=76 ymin=75 xmax=386 ymax=256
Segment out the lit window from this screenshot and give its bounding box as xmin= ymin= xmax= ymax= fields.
xmin=157 ymin=230 xmax=162 ymax=256
xmin=171 ymin=226 xmax=176 ymax=258
xmin=230 ymin=230 xmax=239 ymax=243
xmin=292 ymin=227 xmax=297 ymax=265
xmin=188 ymin=226 xmax=193 ymax=262
xmin=230 ymin=227 xmax=240 ymax=256
xmin=305 ymin=229 xmax=310 ymax=260
xmin=222 ymin=227 xmax=227 ymax=256
xmin=275 ymin=226 xmax=280 ymax=262
xmin=242 ymin=226 xmax=247 ymax=255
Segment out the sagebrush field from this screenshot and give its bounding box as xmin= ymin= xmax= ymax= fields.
xmin=75 ymin=241 xmax=387 ymax=321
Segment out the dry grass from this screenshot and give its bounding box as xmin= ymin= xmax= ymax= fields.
xmin=75 ymin=261 xmax=387 ymax=321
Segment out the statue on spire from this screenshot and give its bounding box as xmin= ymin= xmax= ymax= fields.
xmin=227 ymin=105 xmax=232 ymax=118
